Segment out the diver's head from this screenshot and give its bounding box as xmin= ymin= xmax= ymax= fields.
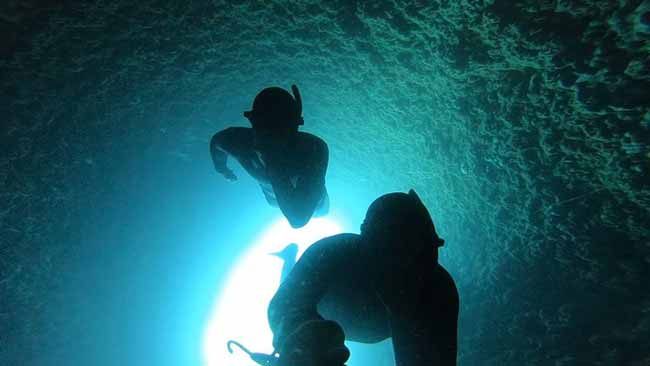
xmin=360 ymin=189 xmax=444 ymax=265
xmin=244 ymin=85 xmax=304 ymax=135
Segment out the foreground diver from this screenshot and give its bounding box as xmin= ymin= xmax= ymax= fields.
xmin=228 ymin=190 xmax=459 ymax=366
xmin=210 ymin=85 xmax=329 ymax=228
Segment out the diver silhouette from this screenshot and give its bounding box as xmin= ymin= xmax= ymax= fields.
xmin=263 ymin=190 xmax=459 ymax=366
xmin=210 ymin=85 xmax=329 ymax=228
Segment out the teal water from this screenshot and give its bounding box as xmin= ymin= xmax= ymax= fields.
xmin=1 ymin=1 xmax=649 ymax=365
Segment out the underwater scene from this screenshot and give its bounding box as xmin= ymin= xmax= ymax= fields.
xmin=1 ymin=1 xmax=649 ymax=365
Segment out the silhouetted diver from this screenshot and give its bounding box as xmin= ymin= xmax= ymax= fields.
xmin=269 ymin=243 xmax=299 ymax=283
xmin=266 ymin=190 xmax=458 ymax=366
xmin=210 ymin=85 xmax=329 ymax=228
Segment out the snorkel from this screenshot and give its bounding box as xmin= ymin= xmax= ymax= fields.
xmin=227 ymin=340 xmax=279 ymax=366
xmin=290 ymin=84 xmax=304 ymax=126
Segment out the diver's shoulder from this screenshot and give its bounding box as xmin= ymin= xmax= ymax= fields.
xmin=297 ymin=132 xmax=328 ymax=148
xmin=327 ymin=232 xmax=360 ymax=243
xmin=212 ymin=127 xmax=253 ymax=150
xmin=310 ymin=232 xmax=359 ymax=245
xmin=433 ymin=264 xmax=459 ymax=297
xmin=296 ymin=132 xmax=328 ymax=157
xmin=220 ymin=126 xmax=253 ymax=136
xmin=212 ymin=126 xmax=252 ymax=140
xmin=305 ymin=233 xmax=360 ymax=254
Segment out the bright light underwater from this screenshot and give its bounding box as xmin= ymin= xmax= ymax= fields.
xmin=203 ymin=217 xmax=343 ymax=366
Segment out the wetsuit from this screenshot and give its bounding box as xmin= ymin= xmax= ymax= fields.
xmin=211 ymin=127 xmax=329 ymax=228
xmin=268 ymin=233 xmax=459 ymax=366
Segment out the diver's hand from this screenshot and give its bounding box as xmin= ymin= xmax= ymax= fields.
xmin=278 ymin=320 xmax=349 ymax=366
xmin=216 ymin=167 xmax=237 ymax=181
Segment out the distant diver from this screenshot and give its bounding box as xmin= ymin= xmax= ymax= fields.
xmin=270 ymin=243 xmax=299 ymax=283
xmin=227 ymin=190 xmax=459 ymax=366
xmin=210 ymin=85 xmax=329 ymax=228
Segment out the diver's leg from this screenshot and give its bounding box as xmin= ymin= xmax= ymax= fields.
xmin=262 ymin=187 xmax=278 ymax=207
xmin=313 ymin=188 xmax=330 ymax=217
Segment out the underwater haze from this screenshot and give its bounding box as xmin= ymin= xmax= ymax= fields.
xmin=1 ymin=0 xmax=649 ymax=365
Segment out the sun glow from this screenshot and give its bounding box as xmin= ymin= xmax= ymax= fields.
xmin=203 ymin=217 xmax=343 ymax=366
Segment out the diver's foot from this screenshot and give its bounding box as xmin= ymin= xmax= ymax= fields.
xmin=313 ymin=191 xmax=330 ymax=217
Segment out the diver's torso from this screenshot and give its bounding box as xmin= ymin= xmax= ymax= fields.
xmin=233 ymin=131 xmax=325 ymax=187
xmin=313 ymin=241 xmax=459 ymax=346
xmin=310 ymin=234 xmax=392 ymax=343
xmin=271 ymin=233 xmax=458 ymax=347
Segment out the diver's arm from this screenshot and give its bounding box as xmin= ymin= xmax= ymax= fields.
xmin=391 ymin=268 xmax=459 ymax=366
xmin=268 ymin=139 xmax=329 ymax=228
xmin=210 ymin=129 xmax=232 ymax=173
xmin=210 ymin=127 xmax=249 ymax=180
xmin=210 ymin=142 xmax=231 ymax=175
xmin=267 ymin=236 xmax=340 ymax=350
xmin=391 ymin=323 xmax=445 ymax=366
xmin=391 ymin=320 xmax=458 ymax=366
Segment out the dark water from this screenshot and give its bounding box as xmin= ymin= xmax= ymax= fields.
xmin=1 ymin=1 xmax=649 ymax=365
